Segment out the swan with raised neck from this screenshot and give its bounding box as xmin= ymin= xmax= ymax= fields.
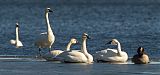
xmin=94 ymin=39 xmax=128 ymax=63
xmin=45 ymin=8 xmax=55 ymax=50
xmin=35 ymin=8 xmax=55 ymax=56
xmin=81 ymin=33 xmax=93 ymax=63
xmin=58 ymin=33 xmax=93 ymax=63
xmin=10 ymin=23 xmax=23 ymax=48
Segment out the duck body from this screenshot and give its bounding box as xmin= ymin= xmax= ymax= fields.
xmin=132 ymin=54 xmax=149 ymax=64
xmin=132 ymin=47 xmax=150 ymax=64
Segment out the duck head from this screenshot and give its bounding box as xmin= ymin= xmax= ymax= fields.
xmin=137 ymin=47 xmax=145 ymax=56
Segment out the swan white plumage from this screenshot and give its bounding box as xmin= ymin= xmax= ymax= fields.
xmin=35 ymin=8 xmax=55 ymax=56
xmin=42 ymin=38 xmax=78 ymax=61
xmin=10 ymin=23 xmax=23 ymax=48
xmin=94 ymin=39 xmax=128 ymax=63
xmin=58 ymin=33 xmax=93 ymax=63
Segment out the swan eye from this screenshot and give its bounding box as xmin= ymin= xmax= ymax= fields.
xmin=16 ymin=23 xmax=19 ymax=27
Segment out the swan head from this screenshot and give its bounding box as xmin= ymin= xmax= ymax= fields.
xmin=70 ymin=38 xmax=78 ymax=44
xmin=108 ymin=39 xmax=119 ymax=45
xmin=82 ymin=33 xmax=90 ymax=39
xmin=46 ymin=8 xmax=53 ymax=13
xmin=16 ymin=23 xmax=19 ymax=27
xmin=137 ymin=47 xmax=145 ymax=55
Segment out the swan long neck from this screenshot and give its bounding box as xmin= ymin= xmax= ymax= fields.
xmin=45 ymin=11 xmax=55 ymax=48
xmin=45 ymin=12 xmax=53 ymax=35
xmin=117 ymin=42 xmax=122 ymax=56
xmin=66 ymin=41 xmax=72 ymax=51
xmin=16 ymin=26 xmax=19 ymax=41
xmin=81 ymin=38 xmax=89 ymax=54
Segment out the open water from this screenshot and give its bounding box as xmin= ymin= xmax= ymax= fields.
xmin=0 ymin=0 xmax=160 ymax=75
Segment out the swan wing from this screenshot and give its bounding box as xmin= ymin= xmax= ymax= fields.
xmin=94 ymin=49 xmax=128 ymax=62
xmin=58 ymin=51 xmax=87 ymax=63
xmin=10 ymin=39 xmax=16 ymax=45
xmin=43 ymin=50 xmax=63 ymax=61
xmin=17 ymin=41 xmax=23 ymax=47
xmin=40 ymin=32 xmax=47 ymax=35
xmin=35 ymin=38 xmax=49 ymax=48
xmin=94 ymin=49 xmax=118 ymax=61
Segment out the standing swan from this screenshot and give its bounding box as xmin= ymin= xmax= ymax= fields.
xmin=132 ymin=47 xmax=150 ymax=64
xmin=43 ymin=38 xmax=78 ymax=61
xmin=58 ymin=33 xmax=93 ymax=63
xmin=10 ymin=23 xmax=23 ymax=48
xmin=94 ymin=39 xmax=128 ymax=63
xmin=35 ymin=8 xmax=55 ymax=56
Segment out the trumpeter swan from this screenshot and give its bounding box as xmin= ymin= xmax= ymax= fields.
xmin=10 ymin=23 xmax=23 ymax=48
xmin=132 ymin=47 xmax=150 ymax=64
xmin=94 ymin=39 xmax=128 ymax=63
xmin=58 ymin=33 xmax=93 ymax=63
xmin=43 ymin=38 xmax=78 ymax=61
xmin=35 ymin=8 xmax=55 ymax=56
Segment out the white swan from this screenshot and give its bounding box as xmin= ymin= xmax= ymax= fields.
xmin=10 ymin=23 xmax=23 ymax=48
xmin=94 ymin=39 xmax=128 ymax=63
xmin=58 ymin=33 xmax=93 ymax=63
xmin=43 ymin=38 xmax=78 ymax=61
xmin=35 ymin=8 xmax=55 ymax=56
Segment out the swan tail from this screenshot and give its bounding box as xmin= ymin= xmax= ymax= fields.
xmin=10 ymin=39 xmax=16 ymax=45
xmin=16 ymin=40 xmax=23 ymax=47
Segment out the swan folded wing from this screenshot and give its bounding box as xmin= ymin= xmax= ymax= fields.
xmin=43 ymin=50 xmax=63 ymax=61
xmin=50 ymin=50 xmax=64 ymax=56
xmin=35 ymin=38 xmax=50 ymax=48
xmin=94 ymin=49 xmax=118 ymax=57
xmin=94 ymin=49 xmax=121 ymax=61
xmin=16 ymin=40 xmax=23 ymax=47
xmin=58 ymin=51 xmax=87 ymax=63
xmin=10 ymin=39 xmax=16 ymax=45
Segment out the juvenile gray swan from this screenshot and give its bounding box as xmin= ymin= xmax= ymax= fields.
xmin=35 ymin=8 xmax=55 ymax=56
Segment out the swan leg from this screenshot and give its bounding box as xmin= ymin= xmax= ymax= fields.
xmin=38 ymin=48 xmax=42 ymax=56
xmin=49 ymin=48 xmax=51 ymax=53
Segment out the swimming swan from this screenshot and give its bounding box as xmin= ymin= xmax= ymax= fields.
xmin=94 ymin=39 xmax=128 ymax=63
xmin=35 ymin=8 xmax=55 ymax=56
xmin=10 ymin=23 xmax=23 ymax=48
xmin=43 ymin=38 xmax=78 ymax=61
xmin=58 ymin=33 xmax=93 ymax=63
xmin=132 ymin=47 xmax=150 ymax=64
